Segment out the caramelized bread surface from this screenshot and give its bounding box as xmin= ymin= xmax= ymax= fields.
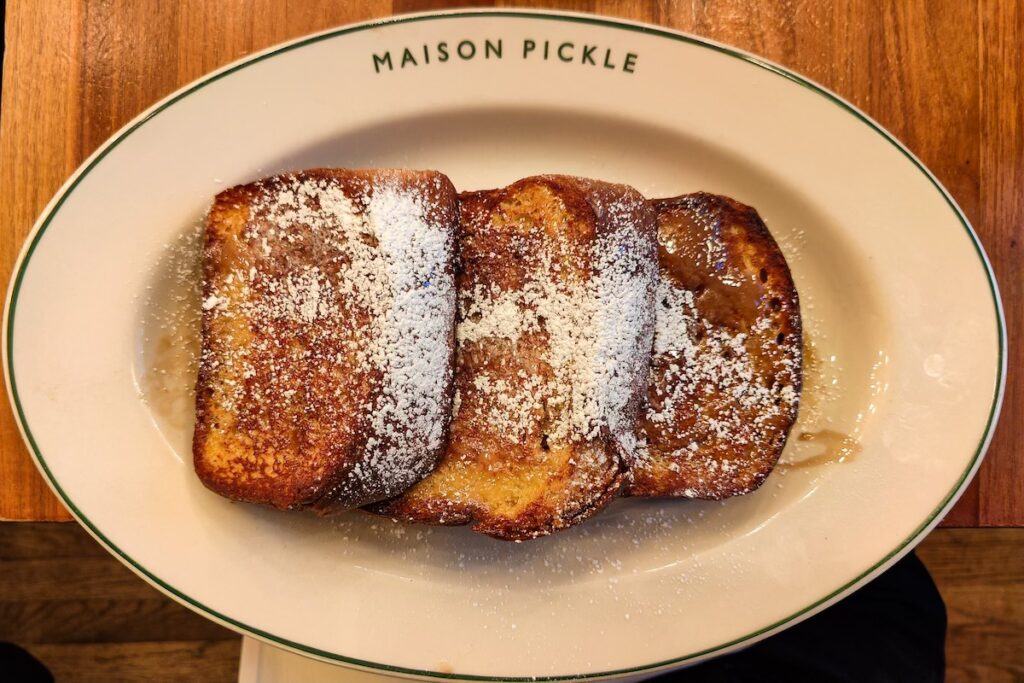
xmin=374 ymin=175 xmax=658 ymax=539
xmin=628 ymin=193 xmax=802 ymax=498
xmin=193 ymin=169 xmax=458 ymax=512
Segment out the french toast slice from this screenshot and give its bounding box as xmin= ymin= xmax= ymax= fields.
xmin=627 ymin=193 xmax=802 ymax=498
xmin=193 ymin=169 xmax=458 ymax=512
xmin=373 ymin=176 xmax=658 ymax=540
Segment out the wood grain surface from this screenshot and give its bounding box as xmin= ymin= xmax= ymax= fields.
xmin=0 ymin=522 xmax=241 ymax=682
xmin=1 ymin=523 xmax=1019 ymax=682
xmin=0 ymin=0 xmax=1020 ymax=524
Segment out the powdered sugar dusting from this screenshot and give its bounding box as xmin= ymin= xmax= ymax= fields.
xmin=382 ymin=178 xmax=657 ymax=539
xmin=589 ymin=188 xmax=658 ymax=459
xmin=647 ymin=282 xmax=795 ymax=445
xmin=198 ymin=170 xmax=456 ymax=508
xmin=358 ymin=181 xmax=457 ymax=497
xmin=453 ymin=249 xmax=594 ymax=445
xmin=454 ymin=180 xmax=656 ymax=454
xmin=634 ymin=194 xmax=801 ymax=497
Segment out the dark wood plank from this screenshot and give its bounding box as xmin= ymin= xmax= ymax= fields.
xmin=0 ymin=524 xmax=236 ymax=645
xmin=24 ymin=640 xmax=241 ymax=683
xmin=0 ymin=520 xmax=109 ymax=559
xmin=0 ymin=523 xmax=1020 ymax=678
xmin=917 ymin=528 xmax=1024 ymax=587
xmin=946 ymin=666 xmax=1024 ymax=683
xmin=917 ymin=529 xmax=1024 ymax=681
xmin=1 ymin=558 xmax=166 ymax=602
xmin=0 ymin=600 xmax=233 ymax=644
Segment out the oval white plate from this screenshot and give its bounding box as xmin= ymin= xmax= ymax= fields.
xmin=3 ymin=10 xmax=1005 ymax=681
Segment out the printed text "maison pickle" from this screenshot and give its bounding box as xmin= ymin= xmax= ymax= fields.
xmin=372 ymin=39 xmax=638 ymax=74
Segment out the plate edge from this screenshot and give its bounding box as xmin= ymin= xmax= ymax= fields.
xmin=1 ymin=8 xmax=1008 ymax=682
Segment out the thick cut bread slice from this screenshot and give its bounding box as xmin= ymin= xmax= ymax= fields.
xmin=627 ymin=193 xmax=802 ymax=498
xmin=372 ymin=175 xmax=658 ymax=540
xmin=193 ymin=169 xmax=458 ymax=512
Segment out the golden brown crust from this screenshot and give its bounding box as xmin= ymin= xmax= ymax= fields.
xmin=627 ymin=192 xmax=802 ymax=498
xmin=371 ymin=175 xmax=657 ymax=540
xmin=193 ymin=168 xmax=458 ymax=512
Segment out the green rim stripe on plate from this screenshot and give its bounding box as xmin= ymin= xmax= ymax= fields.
xmin=3 ymin=10 xmax=1006 ymax=682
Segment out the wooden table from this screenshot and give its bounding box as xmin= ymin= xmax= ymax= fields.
xmin=1 ymin=0 xmax=1020 ymax=526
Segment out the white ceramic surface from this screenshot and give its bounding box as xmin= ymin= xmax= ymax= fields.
xmin=3 ymin=10 xmax=1004 ymax=682
xmin=238 ymin=638 xmax=656 ymax=683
